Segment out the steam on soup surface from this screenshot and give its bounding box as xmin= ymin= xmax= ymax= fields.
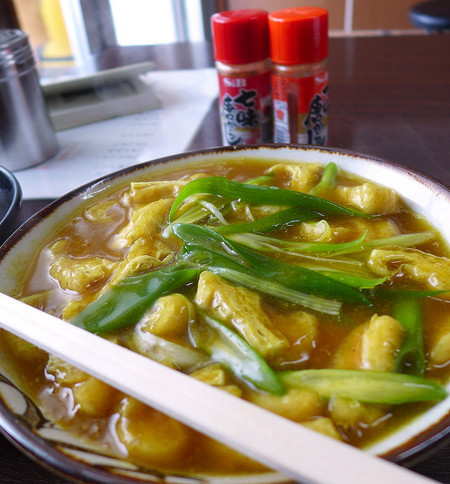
xmin=2 ymin=158 xmax=449 ymax=476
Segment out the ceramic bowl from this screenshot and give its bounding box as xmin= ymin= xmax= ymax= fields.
xmin=0 ymin=165 xmax=22 ymax=246
xmin=0 ymin=145 xmax=448 ymax=483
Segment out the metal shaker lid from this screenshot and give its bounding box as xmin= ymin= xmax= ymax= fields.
xmin=0 ymin=29 xmax=36 ymax=80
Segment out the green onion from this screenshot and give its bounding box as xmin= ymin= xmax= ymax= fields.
xmin=228 ymin=233 xmax=365 ymax=272
xmin=173 ymin=223 xmax=372 ymax=306
xmin=332 ymin=231 xmax=436 ymax=256
xmin=228 ymin=232 xmax=368 ymax=255
xmin=181 ymin=244 xmax=253 ymax=275
xmin=182 ymin=245 xmax=341 ymax=314
xmin=169 ymin=176 xmax=369 ymax=221
xmin=245 ymin=173 xmax=275 ymax=186
xmin=163 ymin=199 xmax=227 ymax=238
xmin=309 ymin=162 xmax=338 ymax=197
xmin=213 ymin=207 xmax=320 ymax=235
xmin=240 ymin=231 xmax=436 ymax=259
xmin=164 ymin=175 xmax=275 ymax=237
xmin=200 ymin=200 xmax=228 ymax=225
xmin=373 ymin=289 xmax=448 ymax=376
xmin=70 ymin=265 xmax=200 ymax=334
xmin=393 ymin=297 xmax=425 ymax=376
xmin=314 ymin=269 xmax=387 ymax=289
xmin=212 ymin=267 xmax=342 ymax=315
xmin=279 ymin=369 xmax=447 ymax=404
xmin=192 ymin=312 xmax=286 ymax=395
xmin=131 ymin=321 xmax=208 ymax=371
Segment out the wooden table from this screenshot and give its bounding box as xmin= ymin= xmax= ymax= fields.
xmin=1 ymin=34 xmax=449 ymax=483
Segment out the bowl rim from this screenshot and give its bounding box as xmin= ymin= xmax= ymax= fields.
xmin=2 ymin=144 xmax=449 ymax=253
xmin=0 ymin=165 xmax=22 ymax=246
xmin=0 ymin=144 xmax=449 ymax=482
xmin=0 ymin=406 xmax=131 ymax=484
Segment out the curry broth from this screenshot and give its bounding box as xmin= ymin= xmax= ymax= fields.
xmin=3 ymin=157 xmax=450 ymax=476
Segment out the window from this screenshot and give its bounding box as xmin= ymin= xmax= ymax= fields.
xmin=110 ymin=0 xmax=206 ymax=46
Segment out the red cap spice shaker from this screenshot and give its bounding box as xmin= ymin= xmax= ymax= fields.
xmin=269 ymin=7 xmax=329 ymax=145
xmin=211 ymin=9 xmax=272 ymax=145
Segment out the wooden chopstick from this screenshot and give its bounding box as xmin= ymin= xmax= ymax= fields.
xmin=0 ymin=292 xmax=437 ymax=484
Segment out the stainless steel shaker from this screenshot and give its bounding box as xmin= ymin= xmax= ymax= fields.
xmin=0 ymin=29 xmax=58 ymax=171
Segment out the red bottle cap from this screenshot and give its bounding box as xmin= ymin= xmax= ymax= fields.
xmin=211 ymin=9 xmax=269 ymax=65
xmin=269 ymin=7 xmax=328 ymax=65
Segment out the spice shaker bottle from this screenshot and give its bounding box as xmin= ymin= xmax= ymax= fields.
xmin=0 ymin=29 xmax=58 ymax=171
xmin=211 ymin=10 xmax=272 ymax=145
xmin=269 ymin=8 xmax=329 ymax=145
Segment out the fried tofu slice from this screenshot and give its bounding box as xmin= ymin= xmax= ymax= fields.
xmin=428 ymin=314 xmax=450 ymax=367
xmin=195 ymin=271 xmax=289 ymax=358
xmin=49 ymin=242 xmax=116 ymax=293
xmin=296 ymin=220 xmax=333 ymax=242
xmin=329 ymin=397 xmax=389 ymax=430
xmin=125 ymin=180 xmax=187 ymax=206
xmin=327 ymin=218 xmax=399 ymax=243
xmin=301 ymin=417 xmax=342 ymax=440
xmin=46 ymin=356 xmax=118 ymax=416
xmin=190 ymin=363 xmax=242 ymax=397
xmin=293 ymin=218 xmax=399 ymax=246
xmin=247 ymin=387 xmax=324 ymax=422
xmin=107 ymin=239 xmax=173 ymax=288
xmin=360 ymin=315 xmax=405 ymax=372
xmin=122 ymin=174 xmax=206 ymax=207
xmin=140 ymin=293 xmax=193 ymax=338
xmin=334 ymin=182 xmax=399 ymax=215
xmin=266 ymin=163 xmax=323 ymax=193
xmin=271 ymin=311 xmax=318 ymax=368
xmin=111 ymin=198 xmax=174 ymax=250
xmin=430 ymin=333 xmax=450 ymax=367
xmin=116 ymin=397 xmax=191 ymax=466
xmin=368 ymin=248 xmax=450 ymax=296
xmin=333 ymin=314 xmax=404 ymax=372
xmin=83 ymin=199 xmax=122 ymax=224
xmin=1 ymin=330 xmax=47 ymax=364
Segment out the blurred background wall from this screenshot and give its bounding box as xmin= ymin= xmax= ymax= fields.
xmin=0 ymin=0 xmax=425 ymax=76
xmin=227 ymin=0 xmax=423 ymax=34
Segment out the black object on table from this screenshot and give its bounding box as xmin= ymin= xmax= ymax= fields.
xmin=409 ymin=0 xmax=450 ymax=32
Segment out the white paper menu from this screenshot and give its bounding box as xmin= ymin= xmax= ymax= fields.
xmin=14 ymin=68 xmax=219 ymax=199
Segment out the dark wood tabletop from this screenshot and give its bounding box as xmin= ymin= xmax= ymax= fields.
xmin=1 ymin=34 xmax=449 ymax=483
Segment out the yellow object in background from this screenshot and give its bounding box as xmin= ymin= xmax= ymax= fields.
xmin=13 ymin=0 xmax=47 ymax=49
xmin=40 ymin=0 xmax=72 ymax=60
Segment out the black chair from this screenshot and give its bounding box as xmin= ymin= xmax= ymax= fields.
xmin=409 ymin=0 xmax=450 ymax=32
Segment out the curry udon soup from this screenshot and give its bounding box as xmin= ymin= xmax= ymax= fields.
xmin=2 ymin=158 xmax=449 ymax=476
